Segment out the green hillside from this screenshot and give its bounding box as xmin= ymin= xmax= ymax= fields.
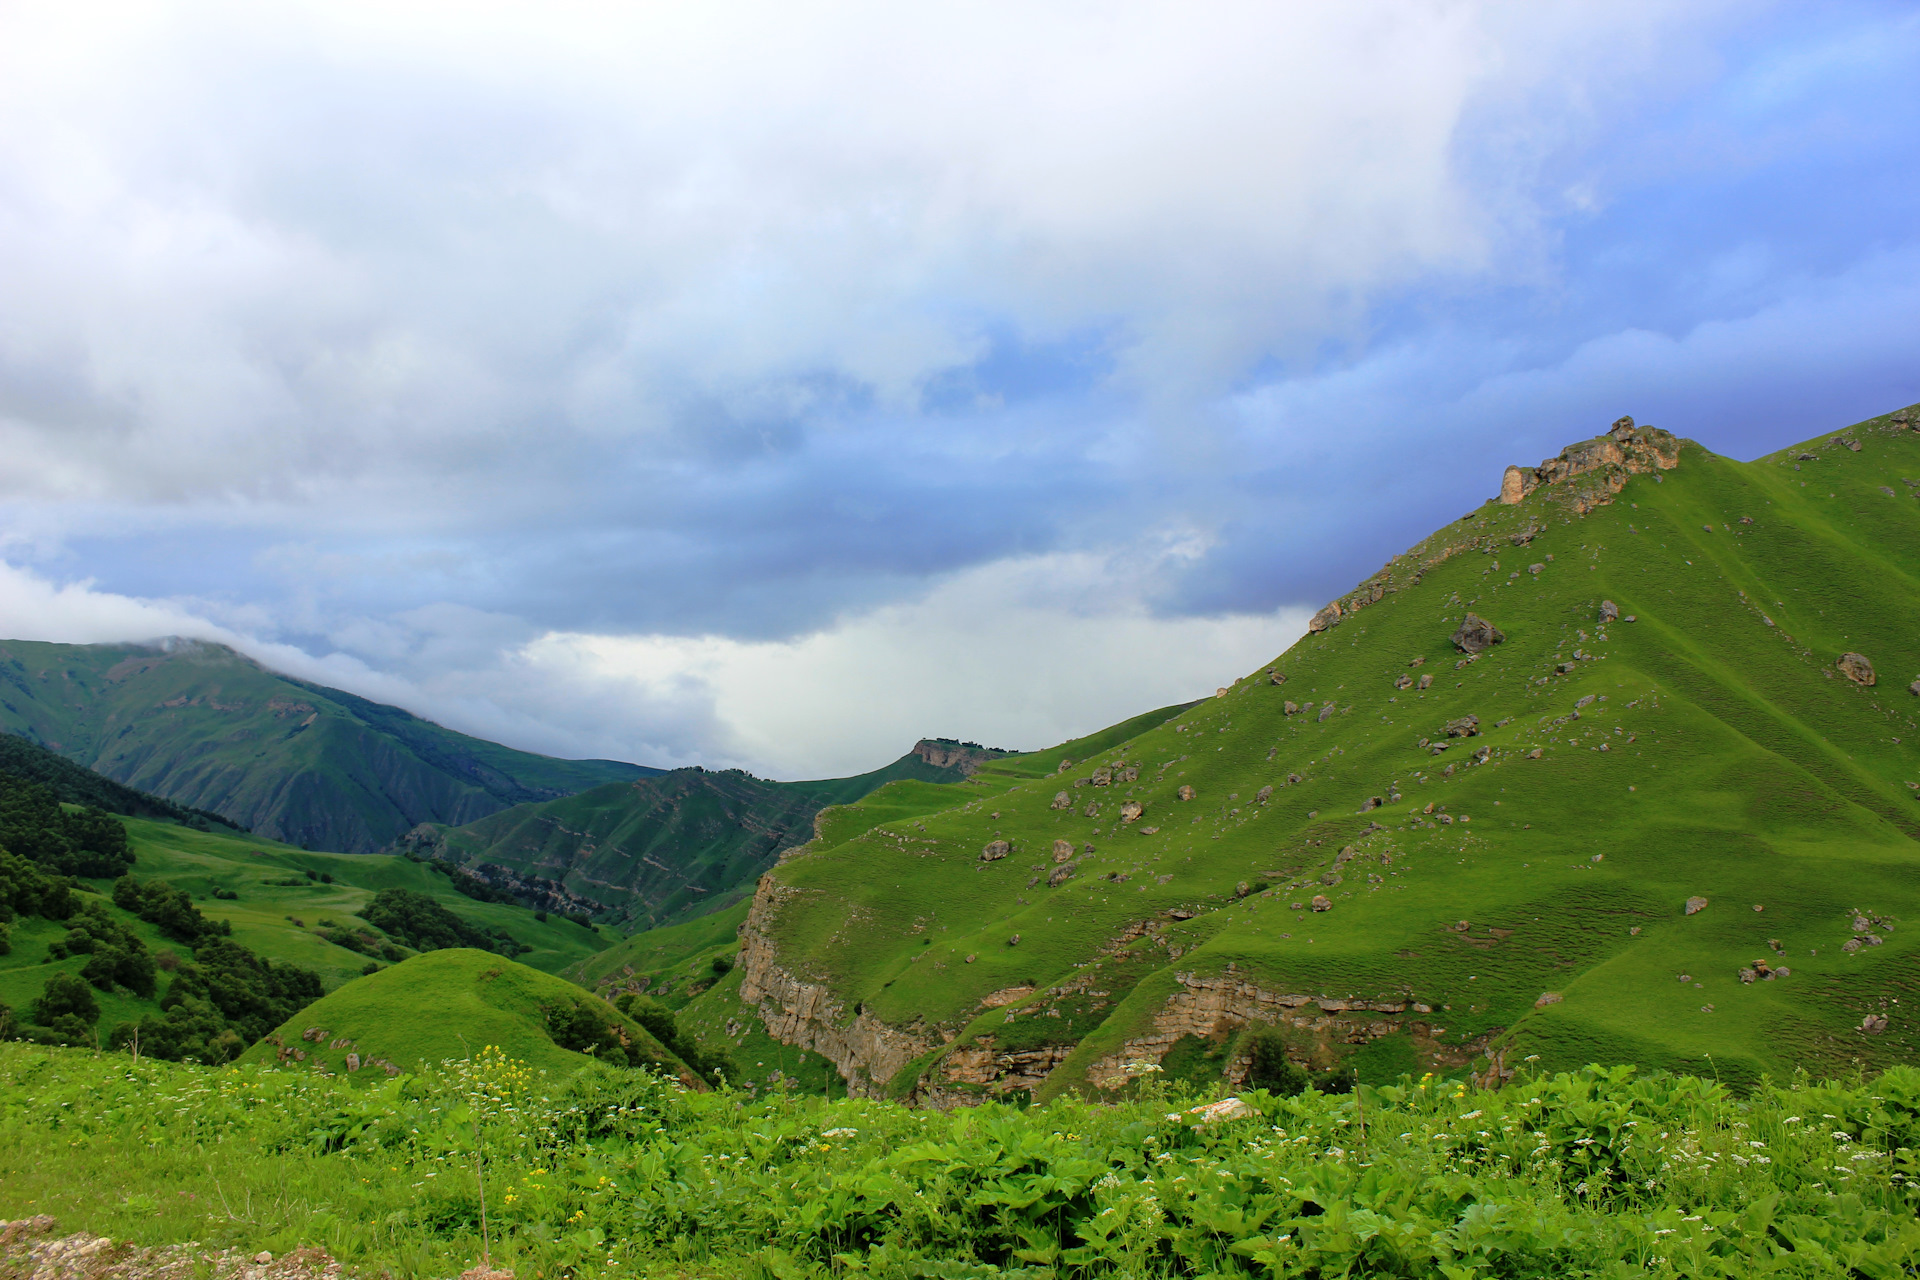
xmin=237 ymin=948 xmax=699 ymax=1083
xmin=682 ymin=406 xmax=1920 ymax=1102
xmin=403 ymin=741 xmax=997 ymax=930
xmin=0 ymin=813 xmax=614 ymax=1056
xmin=0 ymin=638 xmax=656 ymax=853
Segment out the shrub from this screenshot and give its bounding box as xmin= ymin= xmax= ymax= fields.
xmin=359 ymin=888 xmax=526 ymax=958
xmin=1244 ymin=1028 xmax=1309 ymax=1096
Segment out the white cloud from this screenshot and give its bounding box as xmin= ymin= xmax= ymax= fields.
xmin=0 ymin=0 xmax=1716 ymax=516
xmin=524 ymin=549 xmax=1309 ymax=777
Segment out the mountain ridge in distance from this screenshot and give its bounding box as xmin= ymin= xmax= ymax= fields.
xmin=0 ymin=637 xmax=658 ymax=854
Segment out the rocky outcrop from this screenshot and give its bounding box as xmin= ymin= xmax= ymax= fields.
xmin=1451 ymin=614 xmax=1504 ymax=654
xmin=912 ymin=739 xmax=1010 ymax=775
xmin=1086 ymin=972 xmax=1485 ymax=1090
xmin=736 ymin=876 xmax=934 ymax=1096
xmin=1497 ymin=417 xmax=1683 ymax=513
xmin=1838 ymin=653 xmax=1877 ymax=686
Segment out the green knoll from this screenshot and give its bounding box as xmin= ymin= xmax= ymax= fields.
xmin=0 ymin=638 xmax=654 ymax=852
xmin=676 ymin=407 xmax=1920 ymax=1100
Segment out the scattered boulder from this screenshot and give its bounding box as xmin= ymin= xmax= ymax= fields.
xmin=1910 ymin=678 xmax=1920 ymax=697
xmin=1417 ymin=673 xmax=1433 ymax=690
xmin=1255 ymin=785 xmax=1273 ymax=804
xmin=1739 ymin=968 xmax=1756 ymax=985
xmin=1050 ymin=791 xmax=1071 ymax=810
xmin=1360 ymin=796 xmax=1383 ymax=811
xmin=1837 ymin=652 xmax=1877 ymax=686
xmin=1092 ymin=766 xmax=1114 ymax=786
xmin=1235 ymin=880 xmax=1251 ymax=897
xmin=1052 ymin=839 xmax=1074 ymax=863
xmin=1048 ymin=863 xmax=1077 ymax=887
xmin=1395 ymin=674 xmax=1414 ymax=690
xmin=1283 ymin=700 xmax=1301 ymax=715
xmin=1409 ymin=656 xmax=1426 ymax=668
xmin=1862 ymin=1014 xmax=1889 ymax=1035
xmin=1451 ymin=613 xmax=1506 ymax=654
xmin=1599 ymin=600 xmax=1620 ymax=623
xmin=1535 ymin=992 xmax=1563 ymax=1008
xmin=1334 ymin=846 xmax=1356 ymax=864
xmin=1319 ymin=870 xmax=1342 ymax=886
xmin=1308 ymin=601 xmax=1345 ymax=633
xmin=1120 ymin=801 xmax=1144 ymax=823
xmin=1118 ymin=767 xmax=1139 ymax=783
xmin=1270 ymin=670 xmax=1288 ymax=686
xmin=1684 ymin=896 xmax=1708 ymax=916
xmin=1310 ymin=895 xmax=1332 ymax=912
xmin=1528 ymin=562 xmax=1545 ymax=576
xmin=1215 ymin=687 xmax=1229 ymax=699
xmin=1186 ymin=1096 xmax=1253 ymax=1124
xmin=1007 ymin=934 xmax=1020 ymax=947
xmin=1444 ymin=715 xmax=1481 ymax=738
xmin=965 ymin=954 xmax=976 ymax=964
xmin=1177 ymin=785 xmax=1196 ymax=801
xmin=1316 ymin=703 xmax=1335 ymax=722
xmin=981 ymin=840 xmax=1012 ymax=862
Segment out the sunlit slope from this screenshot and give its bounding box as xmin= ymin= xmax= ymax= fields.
xmin=729 ymin=408 xmax=1920 ymax=1099
xmin=413 ymin=748 xmax=988 ymax=931
xmin=0 ymin=639 xmax=653 ymax=853
xmin=239 ymin=949 xmax=695 ymax=1081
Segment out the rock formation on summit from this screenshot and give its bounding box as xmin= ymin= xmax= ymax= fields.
xmin=1499 ymin=416 xmax=1682 ymax=513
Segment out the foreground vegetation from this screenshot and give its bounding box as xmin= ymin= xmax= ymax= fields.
xmin=3 ymin=1043 xmax=1917 ymax=1278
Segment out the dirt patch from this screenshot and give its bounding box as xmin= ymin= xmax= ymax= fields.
xmin=0 ymin=1218 xmax=342 ymax=1280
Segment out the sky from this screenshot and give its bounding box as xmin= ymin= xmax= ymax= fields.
xmin=1 ymin=1 xmax=1917 ymax=778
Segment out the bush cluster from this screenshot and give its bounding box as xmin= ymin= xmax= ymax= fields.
xmin=0 ymin=776 xmax=134 ymax=877
xmin=611 ymin=991 xmax=739 ymax=1087
xmin=358 ymin=887 xmax=528 ymax=958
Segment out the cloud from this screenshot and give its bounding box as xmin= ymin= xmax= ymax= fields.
xmin=520 ymin=548 xmax=1310 ymax=777
xmin=0 ymin=550 xmax=1305 ymax=778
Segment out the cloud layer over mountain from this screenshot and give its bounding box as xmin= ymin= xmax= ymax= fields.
xmin=1 ymin=1 xmax=1916 ymax=775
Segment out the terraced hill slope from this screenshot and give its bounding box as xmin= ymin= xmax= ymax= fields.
xmin=673 ymin=406 xmax=1920 ymax=1102
xmin=398 ymin=740 xmax=1003 ymax=931
xmin=0 ymin=639 xmax=655 ymax=852
xmin=238 ymin=949 xmax=699 ymax=1083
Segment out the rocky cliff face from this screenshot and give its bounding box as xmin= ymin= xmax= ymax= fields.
xmin=1083 ymin=971 xmax=1490 ymax=1091
xmin=736 ymin=874 xmax=934 ymax=1095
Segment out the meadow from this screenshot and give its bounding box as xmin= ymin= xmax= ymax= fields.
xmin=2 ymin=1042 xmax=1917 ymax=1279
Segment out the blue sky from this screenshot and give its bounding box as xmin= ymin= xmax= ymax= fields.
xmin=0 ymin=1 xmax=1916 ymax=776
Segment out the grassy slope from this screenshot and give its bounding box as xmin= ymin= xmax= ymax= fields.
xmin=0 ymin=639 xmax=653 ymax=854
xmin=235 ymin=948 xmax=694 ymax=1080
xmin=627 ymin=705 xmax=1196 ymax=1094
xmin=424 ymin=750 xmax=978 ymax=932
xmin=710 ymin=408 xmax=1920 ymax=1098
xmin=0 ymin=816 xmax=613 ymax=1034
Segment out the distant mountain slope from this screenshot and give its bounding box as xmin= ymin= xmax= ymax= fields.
xmin=0 ymin=731 xmax=239 ymax=830
xmin=688 ymin=405 xmax=1920 ymax=1102
xmin=402 ymin=740 xmax=1016 ymax=932
xmin=0 ymin=639 xmax=657 ymax=852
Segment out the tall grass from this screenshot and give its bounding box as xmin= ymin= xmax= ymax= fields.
xmin=1 ymin=1043 xmax=1916 ymax=1277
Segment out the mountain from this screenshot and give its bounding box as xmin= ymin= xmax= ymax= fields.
xmin=238 ymin=949 xmax=701 ymax=1084
xmin=0 ymin=732 xmax=240 ymax=830
xmin=652 ymin=405 xmax=1920 ymax=1102
xmin=0 ymin=638 xmax=657 ymax=853
xmin=398 ymin=739 xmax=1017 ymax=931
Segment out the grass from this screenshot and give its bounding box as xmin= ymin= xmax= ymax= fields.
xmin=0 ymin=816 xmax=615 ymax=1038
xmin=2 ymin=1042 xmax=1918 ymax=1277
xmin=234 ymin=948 xmax=691 ymax=1080
xmin=677 ymin=408 xmax=1920 ymax=1101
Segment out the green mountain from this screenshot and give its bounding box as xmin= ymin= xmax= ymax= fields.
xmin=0 ymin=638 xmax=657 ymax=853
xmin=399 ymin=739 xmax=1009 ymax=931
xmin=654 ymin=405 xmax=1920 ymax=1101
xmin=238 ymin=949 xmax=700 ymax=1084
